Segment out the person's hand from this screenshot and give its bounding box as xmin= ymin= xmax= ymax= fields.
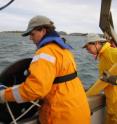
xmin=100 ymin=71 xmax=117 ymax=85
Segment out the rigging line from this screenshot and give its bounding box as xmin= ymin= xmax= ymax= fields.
xmin=0 ymin=0 xmax=15 ymax=11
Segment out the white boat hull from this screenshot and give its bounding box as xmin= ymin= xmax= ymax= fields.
xmin=88 ymin=95 xmax=105 ymax=124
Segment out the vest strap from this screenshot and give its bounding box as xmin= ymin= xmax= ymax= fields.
xmin=53 ymin=71 xmax=77 ymax=84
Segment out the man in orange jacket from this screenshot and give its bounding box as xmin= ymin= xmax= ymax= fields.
xmin=0 ymin=15 xmax=90 ymax=124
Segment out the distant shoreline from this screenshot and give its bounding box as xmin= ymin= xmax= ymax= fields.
xmin=0 ymin=31 xmax=23 ymax=33
xmin=0 ymin=31 xmax=103 ymax=37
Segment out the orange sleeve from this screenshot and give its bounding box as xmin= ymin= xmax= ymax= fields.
xmin=5 ymin=51 xmax=56 ymax=102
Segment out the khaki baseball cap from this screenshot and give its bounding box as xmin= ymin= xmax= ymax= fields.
xmin=22 ymin=15 xmax=54 ymax=36
xmin=82 ymin=33 xmax=106 ymax=48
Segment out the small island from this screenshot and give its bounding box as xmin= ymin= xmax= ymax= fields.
xmin=0 ymin=31 xmax=104 ymax=37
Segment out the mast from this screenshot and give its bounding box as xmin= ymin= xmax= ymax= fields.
xmin=99 ymin=0 xmax=117 ymax=46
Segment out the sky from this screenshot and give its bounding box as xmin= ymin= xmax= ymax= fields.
xmin=0 ymin=0 xmax=117 ymax=33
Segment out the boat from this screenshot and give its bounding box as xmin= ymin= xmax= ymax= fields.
xmin=0 ymin=0 xmax=116 ymax=123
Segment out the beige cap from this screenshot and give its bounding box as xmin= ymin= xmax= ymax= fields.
xmin=22 ymin=15 xmax=54 ymax=36
xmin=82 ymin=33 xmax=106 ymax=48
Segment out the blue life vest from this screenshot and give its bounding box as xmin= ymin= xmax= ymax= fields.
xmin=36 ymin=31 xmax=73 ymax=49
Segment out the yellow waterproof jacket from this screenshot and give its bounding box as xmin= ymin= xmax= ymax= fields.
xmin=4 ymin=43 xmax=90 ymax=124
xmin=86 ymin=42 xmax=117 ymax=122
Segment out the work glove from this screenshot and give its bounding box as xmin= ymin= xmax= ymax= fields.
xmin=0 ymin=85 xmax=6 ymax=103
xmin=100 ymin=71 xmax=117 ymax=85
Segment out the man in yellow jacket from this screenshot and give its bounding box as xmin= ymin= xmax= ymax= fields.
xmin=0 ymin=15 xmax=90 ymax=124
xmin=83 ymin=33 xmax=117 ymax=124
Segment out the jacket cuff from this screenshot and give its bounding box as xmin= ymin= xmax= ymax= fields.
xmin=4 ymin=88 xmax=16 ymax=102
xmin=0 ymin=90 xmax=5 ymax=103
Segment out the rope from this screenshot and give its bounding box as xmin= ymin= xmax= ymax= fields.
xmin=0 ymin=84 xmax=41 ymax=124
xmin=6 ymin=102 xmax=17 ymax=124
xmin=10 ymin=100 xmax=40 ymax=124
xmin=0 ymin=0 xmax=15 ymax=11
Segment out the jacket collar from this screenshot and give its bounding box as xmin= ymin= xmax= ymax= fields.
xmin=98 ymin=42 xmax=111 ymax=57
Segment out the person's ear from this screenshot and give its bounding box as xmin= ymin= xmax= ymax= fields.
xmin=42 ymin=28 xmax=46 ymax=34
xmin=95 ymin=41 xmax=99 ymax=45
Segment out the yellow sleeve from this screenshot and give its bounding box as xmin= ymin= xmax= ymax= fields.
xmin=86 ymin=63 xmax=117 ymax=96
xmin=86 ymin=80 xmax=108 ymax=96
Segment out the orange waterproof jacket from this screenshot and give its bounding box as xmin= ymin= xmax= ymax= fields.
xmin=4 ymin=43 xmax=90 ymax=124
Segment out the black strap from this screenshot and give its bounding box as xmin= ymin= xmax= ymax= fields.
xmin=53 ymin=71 xmax=77 ymax=84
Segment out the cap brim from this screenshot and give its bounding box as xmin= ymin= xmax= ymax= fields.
xmin=22 ymin=28 xmax=33 ymax=37
xmin=82 ymin=42 xmax=95 ymax=49
xmin=22 ymin=32 xmax=29 ymax=37
xmin=82 ymin=44 xmax=88 ymax=49
xmin=82 ymin=46 xmax=86 ymax=49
